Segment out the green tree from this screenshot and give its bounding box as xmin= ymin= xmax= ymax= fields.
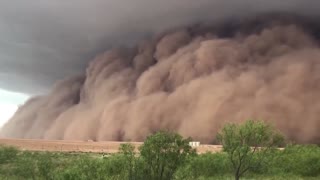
xmin=119 ymin=143 xmax=142 ymax=180
xmin=139 ymin=131 xmax=195 ymax=180
xmin=217 ymin=120 xmax=284 ymax=180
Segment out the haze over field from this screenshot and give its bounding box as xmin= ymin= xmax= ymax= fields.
xmin=0 ymin=1 xmax=319 ymax=143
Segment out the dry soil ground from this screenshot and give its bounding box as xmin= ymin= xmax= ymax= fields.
xmin=0 ymin=138 xmax=222 ymax=154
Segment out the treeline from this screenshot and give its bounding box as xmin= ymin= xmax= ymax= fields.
xmin=0 ymin=120 xmax=319 ymax=180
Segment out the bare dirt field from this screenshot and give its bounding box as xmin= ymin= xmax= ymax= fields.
xmin=0 ymin=138 xmax=222 ymax=154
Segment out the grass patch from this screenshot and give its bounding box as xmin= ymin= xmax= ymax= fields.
xmin=0 ymin=144 xmax=319 ymax=180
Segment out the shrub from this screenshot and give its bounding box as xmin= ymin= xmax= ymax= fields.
xmin=0 ymin=146 xmax=19 ymax=164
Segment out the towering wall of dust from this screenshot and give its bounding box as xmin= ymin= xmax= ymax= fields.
xmin=1 ymin=15 xmax=320 ymax=143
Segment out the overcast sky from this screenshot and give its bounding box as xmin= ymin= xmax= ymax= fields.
xmin=0 ymin=89 xmax=28 ymax=127
xmin=0 ymin=0 xmax=319 ymax=125
xmin=1 ymin=0 xmax=318 ymax=94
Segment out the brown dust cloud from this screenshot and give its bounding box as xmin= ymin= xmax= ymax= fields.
xmin=1 ymin=14 xmax=320 ymax=144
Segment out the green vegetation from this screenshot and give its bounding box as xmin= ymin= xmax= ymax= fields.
xmin=0 ymin=121 xmax=319 ymax=180
xmin=216 ymin=120 xmax=284 ymax=180
xmin=139 ymin=131 xmax=196 ymax=180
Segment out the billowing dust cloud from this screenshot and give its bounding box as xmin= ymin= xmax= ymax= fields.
xmin=1 ymin=15 xmax=320 ymax=144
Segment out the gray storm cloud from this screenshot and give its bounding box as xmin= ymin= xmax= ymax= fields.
xmin=0 ymin=0 xmax=319 ymax=93
xmin=0 ymin=1 xmax=320 ymax=143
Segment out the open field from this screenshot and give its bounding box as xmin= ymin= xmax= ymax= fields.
xmin=0 ymin=136 xmax=319 ymax=179
xmin=0 ymin=138 xmax=222 ymax=153
xmin=0 ymin=142 xmax=319 ymax=180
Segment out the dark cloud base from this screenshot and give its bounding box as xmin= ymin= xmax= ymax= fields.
xmin=1 ymin=0 xmax=320 ymax=94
